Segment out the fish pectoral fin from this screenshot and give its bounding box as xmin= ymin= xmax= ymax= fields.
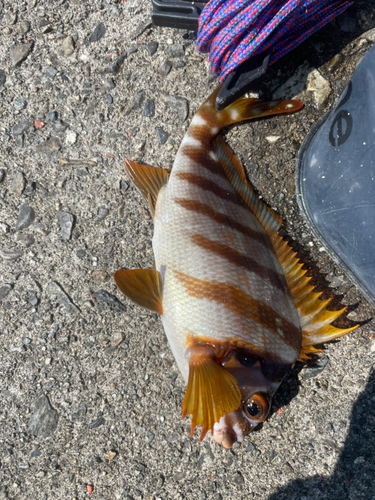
xmin=214 ymin=135 xmax=282 ymax=235
xmin=124 ymin=159 xmax=169 ymax=217
xmin=113 ymin=269 xmax=163 ymax=314
xmin=181 ymin=348 xmax=241 ymax=442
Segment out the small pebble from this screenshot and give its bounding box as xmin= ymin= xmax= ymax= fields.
xmin=159 ymin=60 xmax=172 ymax=76
xmin=62 ymin=35 xmax=75 ymax=57
xmin=143 ymin=99 xmax=155 ymax=117
xmin=66 ymin=131 xmax=77 ymax=144
xmin=20 ymin=20 xmax=31 ymax=34
xmin=59 ymin=212 xmax=74 ymax=240
xmin=14 ymin=99 xmax=28 ymax=110
xmin=167 ymin=44 xmax=185 ymax=58
xmin=105 ymin=94 xmax=113 ymax=104
xmin=155 ymin=127 xmax=169 ymax=144
xmin=45 ymin=66 xmax=58 ymax=79
xmin=146 ymin=41 xmax=158 ymax=56
xmin=88 ymin=23 xmax=106 ymax=43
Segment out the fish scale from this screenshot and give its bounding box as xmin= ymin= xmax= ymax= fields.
xmin=114 ymin=84 xmax=357 ymax=448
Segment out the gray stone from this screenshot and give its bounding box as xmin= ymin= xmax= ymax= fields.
xmin=88 ymin=23 xmax=106 ymax=43
xmin=13 ymin=172 xmax=25 ymax=195
xmin=155 ymin=127 xmax=169 ymax=144
xmin=59 ymin=212 xmax=74 ymax=240
xmin=337 ymin=7 xmax=359 ymax=34
xmin=12 ymin=120 xmax=32 ymax=135
xmin=0 ymin=70 xmax=6 ymax=86
xmin=167 ymin=44 xmax=185 ymax=58
xmin=62 ymin=35 xmax=75 ymax=57
xmin=20 ymin=20 xmax=31 ymax=34
xmin=0 ymin=222 xmax=10 ymax=233
xmin=165 ymin=95 xmax=189 ymax=122
xmin=0 ymin=170 xmax=5 ymax=183
xmin=105 ymin=94 xmax=113 ymax=104
xmin=307 ymin=68 xmax=331 ymax=109
xmin=125 ymin=91 xmax=145 ymax=115
xmin=95 ymin=207 xmax=109 ymax=223
xmin=299 ymin=357 xmax=329 ymax=380
xmin=120 ymin=180 xmax=129 ymax=191
xmin=90 ymin=417 xmax=105 ymax=428
xmin=28 ymin=394 xmax=59 ymax=438
xmin=30 ymin=449 xmax=42 ymax=458
xmin=0 ymin=284 xmax=13 ymax=301
xmin=143 ymin=99 xmax=155 ymax=117
xmin=10 ymin=42 xmax=33 ymax=67
xmin=71 ymin=403 xmax=87 ymax=421
xmin=35 ymin=136 xmax=61 ymax=156
xmin=0 ymin=247 xmax=24 ymax=260
xmin=16 ymin=203 xmax=35 ymax=231
xmin=159 ymin=60 xmax=172 ymax=76
xmin=14 ymin=99 xmax=27 ymax=110
xmin=47 ymin=111 xmax=58 ymax=121
xmin=45 ymin=66 xmax=57 ymax=79
xmin=131 ymin=21 xmax=152 ymax=40
xmin=14 ymin=233 xmax=35 ymax=247
xmin=273 ymin=61 xmax=311 ymax=100
xmin=92 ymin=289 xmax=127 ymax=312
xmin=146 ymin=41 xmax=158 ymax=56
xmin=46 ymin=281 xmax=80 ymax=316
xmin=100 ymin=54 xmax=127 ymax=75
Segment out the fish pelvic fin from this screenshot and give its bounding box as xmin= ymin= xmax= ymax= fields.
xmin=193 ymin=83 xmax=303 ymax=138
xmin=124 ymin=159 xmax=169 ymax=217
xmin=182 ymin=346 xmax=241 ymax=441
xmin=113 ymin=269 xmax=163 ymax=314
xmin=270 ymin=234 xmax=358 ymax=360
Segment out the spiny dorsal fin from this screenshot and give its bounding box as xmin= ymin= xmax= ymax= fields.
xmin=114 ymin=269 xmax=163 ymax=314
xmin=213 ymin=135 xmax=282 ymax=235
xmin=124 ymin=159 xmax=169 ymax=217
xmin=270 ymin=234 xmax=357 ymax=360
xmin=182 ymin=347 xmax=241 ymax=441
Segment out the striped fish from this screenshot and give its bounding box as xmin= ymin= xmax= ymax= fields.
xmin=114 ymin=85 xmax=356 ymax=448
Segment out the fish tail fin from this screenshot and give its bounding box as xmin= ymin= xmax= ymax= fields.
xmin=193 ymin=84 xmax=303 ymax=137
xmin=181 ymin=347 xmax=241 ymax=441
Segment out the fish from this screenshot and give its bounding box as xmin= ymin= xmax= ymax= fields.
xmin=114 ymin=85 xmax=357 ymax=448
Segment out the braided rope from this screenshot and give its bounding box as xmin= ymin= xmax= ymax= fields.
xmin=196 ymin=0 xmax=354 ymax=81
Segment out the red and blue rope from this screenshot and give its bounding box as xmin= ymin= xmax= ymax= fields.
xmin=196 ymin=0 xmax=353 ymax=81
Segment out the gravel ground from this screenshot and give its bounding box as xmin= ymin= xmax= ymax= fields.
xmin=0 ymin=1 xmax=375 ymax=499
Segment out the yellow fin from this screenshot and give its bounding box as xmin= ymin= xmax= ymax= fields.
xmin=199 ymin=84 xmax=303 ymax=131
xmin=213 ymin=135 xmax=282 ymax=234
xmin=113 ymin=269 xmax=163 ymax=314
xmin=124 ymin=159 xmax=169 ymax=217
xmin=182 ymin=349 xmax=241 ymax=441
xmin=270 ymin=233 xmax=357 ymax=358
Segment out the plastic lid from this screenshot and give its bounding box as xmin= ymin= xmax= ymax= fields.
xmin=296 ymin=44 xmax=375 ymax=307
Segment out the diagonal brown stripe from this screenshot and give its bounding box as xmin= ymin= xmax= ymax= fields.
xmin=174 ymin=198 xmax=270 ymax=248
xmin=176 ymin=172 xmax=243 ymax=205
xmin=179 ymin=145 xmax=228 ymax=179
xmin=192 ymin=234 xmax=286 ymax=293
xmin=174 ymin=271 xmax=301 ymax=353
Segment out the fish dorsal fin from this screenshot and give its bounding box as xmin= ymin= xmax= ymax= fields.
xmin=270 ymin=234 xmax=357 ymax=360
xmin=114 ymin=269 xmax=163 ymax=314
xmin=213 ymin=136 xmax=282 ymax=235
xmin=181 ymin=346 xmax=241 ymax=441
xmin=124 ymin=159 xmax=169 ymax=218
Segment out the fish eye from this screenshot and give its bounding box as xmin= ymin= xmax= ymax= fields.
xmin=243 ymin=393 xmax=269 ymax=421
xmin=236 ymin=353 xmax=258 ymax=368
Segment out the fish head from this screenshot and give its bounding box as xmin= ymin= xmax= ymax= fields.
xmin=213 ymin=351 xmax=291 ymax=448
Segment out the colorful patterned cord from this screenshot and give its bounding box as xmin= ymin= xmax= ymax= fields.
xmin=196 ymin=0 xmax=353 ymax=81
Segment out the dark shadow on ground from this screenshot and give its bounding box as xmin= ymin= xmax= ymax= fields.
xmin=268 ymin=369 xmax=375 ymax=500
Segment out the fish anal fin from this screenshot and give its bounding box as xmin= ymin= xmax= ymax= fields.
xmin=113 ymin=269 xmax=163 ymax=314
xmin=271 ymin=233 xmax=358 ymax=354
xmin=181 ymin=347 xmax=241 ymax=441
xmin=213 ymin=135 xmax=282 ymax=235
xmin=124 ymin=159 xmax=169 ymax=217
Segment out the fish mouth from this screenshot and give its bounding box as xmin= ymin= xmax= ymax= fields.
xmin=213 ymin=426 xmax=238 ymax=449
